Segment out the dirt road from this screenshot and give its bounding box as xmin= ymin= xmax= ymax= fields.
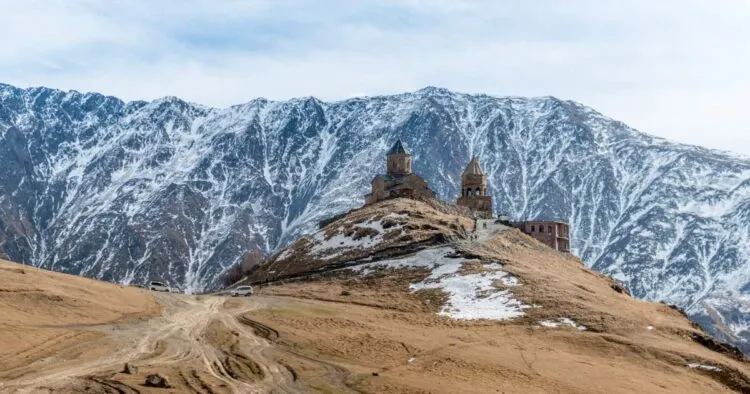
xmin=1 ymin=292 xmax=304 ymax=393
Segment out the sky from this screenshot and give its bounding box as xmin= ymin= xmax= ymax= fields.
xmin=2 ymin=0 xmax=750 ymax=154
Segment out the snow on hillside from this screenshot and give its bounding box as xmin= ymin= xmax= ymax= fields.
xmin=356 ymin=247 xmax=528 ymax=320
xmin=538 ymin=318 xmax=587 ymax=331
xmin=309 ymin=215 xmax=405 ymax=260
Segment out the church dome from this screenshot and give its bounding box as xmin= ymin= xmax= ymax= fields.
xmin=462 ymin=155 xmax=484 ymax=176
xmin=387 ymin=139 xmax=410 ymax=156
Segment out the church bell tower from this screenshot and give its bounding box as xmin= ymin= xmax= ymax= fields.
xmin=386 ymin=139 xmax=412 ymax=177
xmin=457 ymin=155 xmax=493 ymax=217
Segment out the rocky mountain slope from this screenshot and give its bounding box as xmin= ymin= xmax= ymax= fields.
xmin=1 ymin=82 xmax=750 ymax=352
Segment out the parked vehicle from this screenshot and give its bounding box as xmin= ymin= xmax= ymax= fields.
xmin=148 ymin=281 xmax=170 ymax=292
xmin=230 ymin=285 xmax=254 ymax=297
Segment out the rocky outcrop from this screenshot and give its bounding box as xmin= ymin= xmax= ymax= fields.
xmin=144 ymin=373 xmax=170 ymax=388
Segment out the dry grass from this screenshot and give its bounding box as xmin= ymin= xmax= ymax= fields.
xmin=0 ymin=259 xmax=160 ymax=377
xmin=254 ymin=259 xmax=750 ymax=393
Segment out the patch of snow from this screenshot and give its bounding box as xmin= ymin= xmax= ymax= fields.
xmin=482 ymin=263 xmax=521 ymax=286
xmin=538 ymin=318 xmax=587 ymax=331
xmin=499 ymin=276 xmax=519 ymax=286
xmin=647 ymin=325 xmax=654 ymax=331
xmin=687 ymin=363 xmax=722 ymax=372
xmin=277 ymin=247 xmax=293 ymax=261
xmin=357 ymin=247 xmax=527 ymax=320
xmin=611 ymin=272 xmax=629 ymax=283
xmin=309 ymin=219 xmax=403 ymax=260
xmin=386 ymin=212 xmax=409 ymax=219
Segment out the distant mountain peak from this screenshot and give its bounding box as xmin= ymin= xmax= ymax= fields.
xmin=415 ymin=86 xmax=453 ymax=95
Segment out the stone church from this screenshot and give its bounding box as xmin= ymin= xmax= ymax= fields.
xmin=364 ymin=140 xmax=436 ymax=205
xmin=363 ymin=140 xmax=570 ymax=253
xmin=364 ymin=141 xmax=492 ymax=217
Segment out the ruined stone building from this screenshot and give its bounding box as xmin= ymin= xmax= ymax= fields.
xmin=456 ymin=156 xmax=493 ymax=218
xmin=364 ymin=140 xmax=435 ymax=205
xmin=513 ymin=221 xmax=570 ymax=252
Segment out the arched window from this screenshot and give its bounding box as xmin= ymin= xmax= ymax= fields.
xmin=475 ymin=187 xmax=481 ymax=196
xmin=548 ymin=226 xmax=553 ymax=233
xmin=531 ymin=225 xmax=535 ymax=232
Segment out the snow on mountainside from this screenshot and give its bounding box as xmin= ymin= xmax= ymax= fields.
xmin=1 ymin=83 xmax=750 ymax=352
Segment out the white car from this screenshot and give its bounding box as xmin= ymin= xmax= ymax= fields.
xmin=230 ymin=285 xmax=254 ymax=297
xmin=148 ymin=281 xmax=170 ymax=292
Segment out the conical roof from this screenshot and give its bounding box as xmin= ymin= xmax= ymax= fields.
xmin=462 ymin=155 xmax=484 ymax=176
xmin=387 ymin=139 xmax=410 ymax=155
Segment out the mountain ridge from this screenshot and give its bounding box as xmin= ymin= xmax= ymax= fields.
xmin=1 ymin=82 xmax=750 ymax=354
xmin=4 ymin=81 xmax=748 ymax=160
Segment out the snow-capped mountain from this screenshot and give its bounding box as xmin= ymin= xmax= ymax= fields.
xmin=1 ymin=83 xmax=749 ymax=351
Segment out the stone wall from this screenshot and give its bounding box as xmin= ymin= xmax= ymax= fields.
xmin=365 ymin=174 xmax=434 ymax=206
xmin=386 ymin=153 xmax=412 ymax=176
xmin=456 ymin=195 xmax=493 ymax=218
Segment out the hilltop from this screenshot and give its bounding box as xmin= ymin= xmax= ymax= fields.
xmin=249 ymin=198 xmax=474 ymax=282
xmin=239 ymin=198 xmax=750 ymax=393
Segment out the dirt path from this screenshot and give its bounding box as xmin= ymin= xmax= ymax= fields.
xmin=0 ymin=293 xmax=304 ymax=393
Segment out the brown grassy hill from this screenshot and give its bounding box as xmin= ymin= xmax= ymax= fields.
xmin=0 ymin=258 xmax=299 ymax=393
xmin=0 ymin=259 xmax=160 ymax=381
xmin=242 ymin=198 xmax=750 ymax=393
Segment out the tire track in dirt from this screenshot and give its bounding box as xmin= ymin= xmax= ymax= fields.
xmin=0 ymin=293 xmax=304 ymax=393
xmin=236 ymin=314 xmax=356 ymax=393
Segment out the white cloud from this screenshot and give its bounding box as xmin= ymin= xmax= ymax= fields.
xmin=1 ymin=0 xmax=749 ymax=153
